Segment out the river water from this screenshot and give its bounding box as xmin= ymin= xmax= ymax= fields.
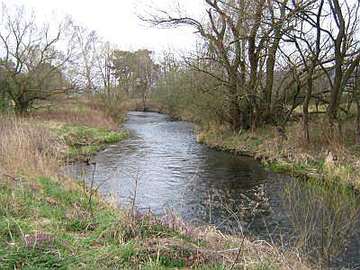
xmin=66 ymin=111 xmax=360 ymax=268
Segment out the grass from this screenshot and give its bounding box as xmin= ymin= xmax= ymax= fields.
xmin=0 ymin=174 xmax=310 ymax=269
xmin=33 ymin=95 xmax=163 ymax=126
xmin=54 ymin=123 xmax=128 ymax=161
xmin=0 ymin=116 xmax=62 ymax=178
xmin=281 ymin=177 xmax=360 ymax=265
xmin=31 ymin=95 xmax=122 ymax=130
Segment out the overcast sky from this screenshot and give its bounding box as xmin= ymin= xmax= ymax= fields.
xmin=8 ymin=0 xmax=205 ymax=53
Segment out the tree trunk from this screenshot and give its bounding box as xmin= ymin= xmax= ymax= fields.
xmin=142 ymin=94 xmax=147 ymax=112
xmin=15 ymin=98 xmax=30 ymax=115
xmin=328 ymin=69 xmax=342 ymax=127
xmin=328 ymin=0 xmax=345 ymax=129
xmin=229 ymin=98 xmax=242 ymax=131
xmin=303 ymin=104 xmax=310 ymax=143
xmin=264 ymin=47 xmax=276 ymax=119
xmin=266 ymin=1 xmax=286 ymax=119
xmin=303 ymin=70 xmax=314 ymax=143
xmin=356 ymin=99 xmax=360 ymax=144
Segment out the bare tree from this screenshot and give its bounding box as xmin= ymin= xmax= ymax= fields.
xmin=352 ymin=65 xmax=360 ymax=144
xmin=265 ymin=0 xmax=360 ymax=143
xmin=317 ymin=0 xmax=360 ymax=132
xmin=72 ymin=25 xmax=100 ymax=94
xmin=282 ymin=0 xmax=327 ymax=142
xmin=0 ymin=4 xmax=76 ymax=113
xmin=95 ymin=41 xmax=117 ymax=98
xmin=145 ymin=0 xmax=301 ymax=130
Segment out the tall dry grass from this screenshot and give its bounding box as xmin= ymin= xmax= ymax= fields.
xmin=30 ymin=96 xmax=123 ymax=130
xmin=31 ymin=110 xmax=117 ymax=130
xmin=0 ymin=115 xmax=64 ymax=178
xmin=256 ymin=119 xmax=355 ymax=162
xmin=283 ymin=178 xmax=360 ymax=266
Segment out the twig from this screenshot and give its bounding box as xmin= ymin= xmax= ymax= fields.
xmin=228 ymin=235 xmax=246 ymax=270
xmin=2 ymin=173 xmax=17 ymax=182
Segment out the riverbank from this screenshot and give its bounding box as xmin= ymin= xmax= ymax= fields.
xmin=54 ymin=122 xmax=128 ymax=162
xmin=0 ymin=174 xmax=309 ymax=269
xmin=0 ymin=101 xmax=311 ymax=269
xmin=30 ymin=96 xmax=128 ymax=162
xmin=196 ymin=120 xmax=360 ymax=189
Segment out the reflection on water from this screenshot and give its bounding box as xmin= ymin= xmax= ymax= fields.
xmin=65 ymin=111 xmax=360 ymax=268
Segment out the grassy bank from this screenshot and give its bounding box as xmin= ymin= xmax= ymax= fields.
xmin=54 ymin=123 xmax=128 ymax=161
xmin=0 ymin=174 xmax=309 ymax=269
xmin=0 ymin=100 xmax=310 ymax=269
xmin=197 ymin=118 xmax=360 ymax=189
xmin=30 ymin=96 xmax=128 ymax=162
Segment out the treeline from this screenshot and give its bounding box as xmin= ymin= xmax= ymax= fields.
xmin=150 ymin=0 xmax=360 ymax=144
xmin=3 ymin=1 xmax=360 ymax=145
xmin=0 ymin=3 xmax=159 ymax=118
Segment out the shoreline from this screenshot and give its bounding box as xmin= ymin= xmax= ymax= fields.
xmin=123 ymin=108 xmax=360 ymax=195
xmin=129 ymin=108 xmax=359 ymax=191
xmin=195 ymin=126 xmax=360 ymax=193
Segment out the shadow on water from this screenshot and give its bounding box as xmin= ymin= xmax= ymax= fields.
xmin=65 ymin=111 xmax=360 ymax=268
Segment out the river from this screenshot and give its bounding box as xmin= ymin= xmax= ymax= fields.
xmin=66 ymin=111 xmax=360 ymax=268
